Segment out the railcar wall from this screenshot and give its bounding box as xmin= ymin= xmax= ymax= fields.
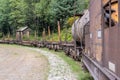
xmin=103 ymin=0 xmax=120 ymax=77
xmin=89 ymin=0 xmax=103 ymax=63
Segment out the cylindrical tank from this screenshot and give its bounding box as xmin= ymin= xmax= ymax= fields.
xmin=72 ymin=10 xmax=89 ymax=42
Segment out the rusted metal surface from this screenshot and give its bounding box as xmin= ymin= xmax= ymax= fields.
xmin=84 ymin=0 xmax=120 ymax=79
xmin=61 ymin=43 xmax=74 ymax=47
xmin=37 ymin=41 xmax=44 ymax=47
xmin=89 ymin=0 xmax=103 ymax=63
xmin=72 ymin=10 xmax=89 ymax=42
xmin=21 ymin=41 xmax=32 ymax=46
xmin=119 ymin=0 xmax=120 ymax=26
xmin=82 ymin=53 xmax=120 ymax=80
xmin=103 ymin=0 xmax=120 ymax=78
xmin=0 ymin=40 xmax=16 ymax=44
xmin=104 ymin=26 xmax=120 ymax=77
xmin=84 ymin=22 xmax=91 ymax=57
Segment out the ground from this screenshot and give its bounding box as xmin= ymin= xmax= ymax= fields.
xmin=0 ymin=44 xmax=49 ymax=80
xmin=0 ymin=44 xmax=77 ymax=80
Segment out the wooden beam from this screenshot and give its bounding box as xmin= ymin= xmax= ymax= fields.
xmin=57 ymin=21 xmax=61 ymax=42
xmin=48 ymin=26 xmax=51 ymax=38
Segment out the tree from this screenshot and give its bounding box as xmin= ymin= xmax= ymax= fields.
xmin=9 ymin=0 xmax=27 ymax=36
xmin=0 ymin=0 xmax=11 ymax=36
xmin=0 ymin=0 xmax=89 ymax=39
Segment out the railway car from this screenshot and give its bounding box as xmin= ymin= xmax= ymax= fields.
xmin=37 ymin=41 xmax=45 ymax=47
xmin=45 ymin=41 xmax=59 ymax=51
xmin=82 ymin=0 xmax=120 ymax=80
xmin=71 ymin=10 xmax=89 ymax=60
xmin=1 ymin=0 xmax=120 ymax=79
xmin=61 ymin=42 xmax=75 ymax=57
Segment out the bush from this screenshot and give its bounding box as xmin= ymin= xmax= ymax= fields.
xmin=66 ymin=17 xmax=79 ymax=27
xmin=0 ymin=33 xmax=2 ymax=39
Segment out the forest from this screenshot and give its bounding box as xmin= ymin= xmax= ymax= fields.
xmin=0 ymin=0 xmax=89 ymax=41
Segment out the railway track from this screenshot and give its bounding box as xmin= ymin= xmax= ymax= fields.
xmin=1 ymin=1 xmax=120 ymax=79
xmin=0 ymin=40 xmax=80 ymax=61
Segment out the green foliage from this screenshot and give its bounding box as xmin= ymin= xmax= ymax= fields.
xmin=66 ymin=17 xmax=79 ymax=27
xmin=0 ymin=0 xmax=89 ymax=40
xmin=22 ymin=35 xmax=42 ymax=41
xmin=61 ymin=27 xmax=73 ymax=41
xmin=47 ymin=16 xmax=79 ymax=42
xmin=45 ymin=27 xmax=73 ymax=42
xmin=22 ymin=35 xmax=29 ymax=41
xmin=0 ymin=33 xmax=2 ymax=38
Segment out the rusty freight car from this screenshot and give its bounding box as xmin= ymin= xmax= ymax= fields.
xmin=82 ymin=0 xmax=120 ymax=80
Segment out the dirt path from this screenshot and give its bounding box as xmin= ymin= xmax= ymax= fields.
xmin=0 ymin=44 xmax=49 ymax=80
xmin=0 ymin=44 xmax=77 ymax=80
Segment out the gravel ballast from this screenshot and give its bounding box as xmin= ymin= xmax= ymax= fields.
xmin=31 ymin=48 xmax=77 ymax=80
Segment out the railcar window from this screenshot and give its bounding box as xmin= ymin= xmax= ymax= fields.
xmin=103 ymin=0 xmax=118 ymax=27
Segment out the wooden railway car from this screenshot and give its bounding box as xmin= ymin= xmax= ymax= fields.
xmin=82 ymin=0 xmax=120 ymax=80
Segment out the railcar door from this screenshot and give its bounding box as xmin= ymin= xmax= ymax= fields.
xmin=103 ymin=0 xmax=120 ymax=78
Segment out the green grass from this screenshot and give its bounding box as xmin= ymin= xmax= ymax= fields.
xmin=43 ymin=27 xmax=73 ymax=42
xmin=22 ymin=35 xmax=42 ymax=41
xmin=42 ymin=48 xmax=93 ymax=80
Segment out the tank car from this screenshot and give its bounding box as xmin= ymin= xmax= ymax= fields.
xmin=72 ymin=10 xmax=89 ymax=43
xmin=71 ymin=10 xmax=89 ymax=60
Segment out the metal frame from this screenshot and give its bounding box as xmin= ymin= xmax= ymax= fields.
xmin=101 ymin=0 xmax=105 ymax=67
xmin=119 ymin=0 xmax=120 ymax=25
xmin=109 ymin=0 xmax=112 ymax=28
xmin=82 ymin=53 xmax=120 ymax=80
